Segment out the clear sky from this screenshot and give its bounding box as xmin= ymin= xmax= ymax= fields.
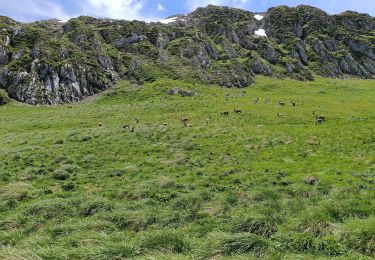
xmin=0 ymin=0 xmax=374 ymax=22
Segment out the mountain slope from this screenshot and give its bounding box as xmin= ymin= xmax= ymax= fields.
xmin=0 ymin=5 xmax=374 ymax=105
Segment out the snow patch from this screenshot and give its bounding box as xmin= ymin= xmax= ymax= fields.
xmin=254 ymin=14 xmax=264 ymax=21
xmin=160 ymin=17 xmax=177 ymax=24
xmin=254 ymin=29 xmax=267 ymax=37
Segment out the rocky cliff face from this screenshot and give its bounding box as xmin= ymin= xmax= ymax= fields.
xmin=0 ymin=5 xmax=374 ymax=105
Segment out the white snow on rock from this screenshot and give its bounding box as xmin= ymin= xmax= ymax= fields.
xmin=254 ymin=14 xmax=264 ymax=21
xmin=254 ymin=29 xmax=267 ymax=37
xmin=160 ymin=17 xmax=177 ymax=24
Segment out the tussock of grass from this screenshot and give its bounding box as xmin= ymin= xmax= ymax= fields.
xmin=232 ymin=216 xmax=277 ymax=238
xmin=279 ymin=233 xmax=344 ymax=256
xmin=86 ymin=243 xmax=138 ymax=259
xmin=0 ymin=182 xmax=36 ymax=201
xmin=79 ymin=198 xmax=113 ymax=216
xmin=341 ymin=217 xmax=375 ymax=256
xmin=140 ymin=230 xmax=191 ymax=253
xmin=52 ymin=169 xmax=70 ymax=180
xmin=221 ymin=233 xmax=269 ymax=257
xmin=293 ymin=212 xmax=333 ymax=237
xmin=26 ymin=198 xmax=73 ymax=219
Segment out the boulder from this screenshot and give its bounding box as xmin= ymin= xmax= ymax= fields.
xmin=250 ymin=59 xmax=272 ymax=76
xmin=262 ymin=45 xmax=279 ymax=63
xmin=12 ymin=49 xmax=24 ymax=60
xmin=167 ymin=87 xmax=194 ymax=97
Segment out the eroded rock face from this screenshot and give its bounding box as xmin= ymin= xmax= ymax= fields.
xmin=12 ymin=49 xmax=24 ymax=60
xmin=292 ymin=42 xmax=308 ymax=65
xmin=0 ymin=67 xmax=11 ymax=88
xmin=5 ymin=61 xmax=110 ymax=105
xmin=0 ymin=45 xmax=9 ymax=65
xmin=250 ymin=59 xmax=272 ymax=76
xmin=115 ymin=33 xmax=149 ymax=49
xmin=348 ymin=40 xmax=375 ymax=60
xmin=262 ymin=45 xmax=279 ymax=64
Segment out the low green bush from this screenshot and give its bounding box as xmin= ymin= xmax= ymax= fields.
xmin=0 ymin=89 xmax=10 ymax=105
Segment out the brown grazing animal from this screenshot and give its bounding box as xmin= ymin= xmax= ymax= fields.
xmin=221 ymin=111 xmax=230 ymax=116
xmin=234 ymin=108 xmax=242 ymax=113
xmin=181 ymin=117 xmax=189 ymax=127
xmin=304 ymin=176 xmax=318 ymax=185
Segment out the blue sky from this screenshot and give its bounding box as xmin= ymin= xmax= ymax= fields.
xmin=0 ymin=0 xmax=374 ymax=22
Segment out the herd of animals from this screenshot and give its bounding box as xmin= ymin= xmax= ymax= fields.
xmin=94 ymin=97 xmax=326 ymax=131
xmin=179 ymin=98 xmax=326 ymax=128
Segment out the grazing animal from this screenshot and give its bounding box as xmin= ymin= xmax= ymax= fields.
xmin=221 ymin=111 xmax=230 ymax=116
xmin=130 ymin=127 xmax=136 ymax=132
xmin=279 ymin=101 xmax=285 ymax=107
xmin=291 ymin=101 xmax=296 ymax=107
xmin=98 ymin=123 xmax=103 ymax=127
xmin=304 ymin=176 xmax=318 ymax=185
xmin=277 ymin=113 xmax=283 ymax=117
xmin=123 ymin=124 xmax=130 ymax=129
xmin=234 ymin=108 xmax=242 ymax=113
xmin=68 ymin=105 xmax=73 ymax=108
xmin=181 ymin=117 xmax=189 ymax=127
xmin=316 ymin=116 xmax=326 ymax=122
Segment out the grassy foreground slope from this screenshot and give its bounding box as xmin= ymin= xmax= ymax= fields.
xmin=0 ymin=77 xmax=374 ymax=259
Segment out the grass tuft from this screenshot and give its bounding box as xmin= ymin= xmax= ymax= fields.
xmin=141 ymin=230 xmax=191 ymax=253
xmin=232 ymin=216 xmax=277 ymax=238
xmin=221 ymin=233 xmax=270 ymax=257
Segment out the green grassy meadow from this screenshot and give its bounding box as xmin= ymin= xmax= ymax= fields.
xmin=0 ymin=76 xmax=374 ymax=259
